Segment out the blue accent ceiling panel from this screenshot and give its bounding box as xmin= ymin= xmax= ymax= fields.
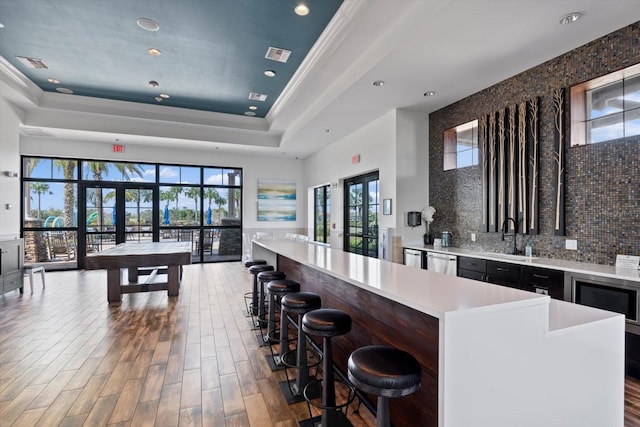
xmin=0 ymin=0 xmax=343 ymax=117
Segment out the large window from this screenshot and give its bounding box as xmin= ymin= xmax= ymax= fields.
xmin=314 ymin=185 xmax=330 ymax=243
xmin=571 ymin=63 xmax=640 ymax=146
xmin=22 ymin=157 xmax=243 ymax=268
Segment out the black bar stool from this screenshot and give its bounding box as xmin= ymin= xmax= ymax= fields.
xmin=255 ymin=270 xmax=286 ymax=346
xmin=247 ymin=264 xmax=274 ymax=319
xmin=300 ymin=308 xmax=356 ymax=427
xmin=265 ymin=279 xmax=300 ymax=370
xmin=243 ymin=259 xmax=267 ymax=315
xmin=279 ymin=292 xmax=322 ymax=404
xmin=347 ymin=345 xmax=421 ymax=427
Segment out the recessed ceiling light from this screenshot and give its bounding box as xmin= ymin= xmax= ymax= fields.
xmin=137 ymin=18 xmax=159 ymax=31
xmin=56 ymin=87 xmax=74 ymax=94
xmin=559 ymin=12 xmax=581 ymax=25
xmin=264 ymin=70 xmax=276 ymax=77
xmin=244 ymin=111 xmax=256 ymax=116
xmin=159 ymin=93 xmax=170 ymax=99
xmin=47 ymin=78 xmax=60 ymax=84
xmin=0 ymin=23 xmax=4 ymax=29
xmin=249 ymin=105 xmax=258 ymax=110
xmin=148 ymin=48 xmax=162 ymax=57
xmin=294 ymin=3 xmax=310 ymax=16
xmin=373 ymin=80 xmax=385 ymax=87
xmin=423 ymin=91 xmax=436 ymax=97
xmin=148 ymin=80 xmax=159 ymax=88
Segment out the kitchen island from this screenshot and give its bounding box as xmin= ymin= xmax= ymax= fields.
xmin=253 ymin=239 xmax=625 ymax=427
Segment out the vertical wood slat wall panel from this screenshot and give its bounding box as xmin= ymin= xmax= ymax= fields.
xmin=481 ymin=98 xmax=540 ymax=236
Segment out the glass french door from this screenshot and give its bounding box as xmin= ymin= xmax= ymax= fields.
xmin=78 ymin=183 xmax=157 ymax=267
xmin=344 ymin=171 xmax=379 ymax=258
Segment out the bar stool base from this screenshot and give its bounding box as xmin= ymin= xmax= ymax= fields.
xmin=279 ymin=378 xmax=319 ymax=404
xmin=298 ymin=411 xmax=352 ymax=427
xmin=265 ymin=354 xmax=286 ymax=371
xmin=256 ymin=333 xmax=270 ymax=347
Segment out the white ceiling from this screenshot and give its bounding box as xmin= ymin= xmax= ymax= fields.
xmin=2 ymin=0 xmax=640 ymax=159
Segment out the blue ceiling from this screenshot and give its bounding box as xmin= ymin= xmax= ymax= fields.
xmin=0 ymin=0 xmax=343 ymax=118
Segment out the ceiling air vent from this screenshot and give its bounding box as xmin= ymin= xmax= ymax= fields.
xmin=265 ymin=47 xmax=291 ymax=63
xmin=21 ymin=127 xmax=54 ymax=137
xmin=248 ymin=92 xmax=268 ymax=102
xmin=16 ymin=56 xmax=49 ymax=69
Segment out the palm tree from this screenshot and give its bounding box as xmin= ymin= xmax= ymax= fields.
xmin=54 ymin=159 xmax=77 ymax=227
xmin=30 ymin=182 xmax=52 ymax=219
xmin=160 ymin=187 xmax=182 ymax=223
xmin=214 ymin=192 xmax=227 ymax=224
xmin=184 ymin=187 xmax=201 ymax=222
xmin=85 ymin=162 xmax=144 ymax=228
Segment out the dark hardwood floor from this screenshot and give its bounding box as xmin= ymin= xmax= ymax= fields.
xmin=0 ymin=263 xmax=638 ymax=426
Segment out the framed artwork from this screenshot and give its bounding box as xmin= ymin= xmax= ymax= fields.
xmin=257 ymin=179 xmax=296 ymax=221
xmin=383 ymin=199 xmax=392 ymax=215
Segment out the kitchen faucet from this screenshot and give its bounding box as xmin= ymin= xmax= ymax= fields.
xmin=501 ymin=217 xmax=518 ymax=255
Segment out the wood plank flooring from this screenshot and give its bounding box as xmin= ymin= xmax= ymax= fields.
xmin=0 ymin=262 xmax=638 ymax=426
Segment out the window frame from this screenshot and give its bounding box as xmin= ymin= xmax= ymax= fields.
xmin=570 ymin=62 xmax=640 ymax=146
xmin=444 ymin=119 xmax=479 ymax=170
xmin=313 ymin=184 xmax=330 ymax=244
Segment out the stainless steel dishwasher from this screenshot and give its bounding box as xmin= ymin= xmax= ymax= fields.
xmin=403 ymin=248 xmax=423 ymax=268
xmin=426 ymin=251 xmax=457 ymax=275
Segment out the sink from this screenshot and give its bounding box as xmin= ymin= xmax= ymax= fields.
xmin=478 ymin=252 xmax=537 ymax=261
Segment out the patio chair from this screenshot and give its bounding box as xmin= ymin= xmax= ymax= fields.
xmin=198 ymin=230 xmax=214 ymax=255
xmin=46 ymin=231 xmax=76 ymax=260
xmin=178 ymin=229 xmax=194 ymax=253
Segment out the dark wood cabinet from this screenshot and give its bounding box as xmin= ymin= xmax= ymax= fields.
xmin=457 ymin=256 xmax=486 ymax=281
xmin=486 ymin=261 xmax=521 ymax=289
xmin=457 ymin=256 xmax=564 ymax=300
xmin=520 ymin=265 xmax=565 ymax=300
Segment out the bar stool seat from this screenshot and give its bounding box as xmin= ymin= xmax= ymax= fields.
xmin=279 ymin=292 xmax=322 ymax=404
xmin=300 ymin=308 xmax=355 ymax=427
xmin=244 ymin=259 xmax=267 ymax=268
xmin=347 ymin=345 xmax=421 ymax=427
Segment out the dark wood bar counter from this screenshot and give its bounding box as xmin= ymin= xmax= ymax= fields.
xmin=253 ymin=239 xmax=625 ymax=427
xmin=279 ymin=255 xmax=439 ymax=426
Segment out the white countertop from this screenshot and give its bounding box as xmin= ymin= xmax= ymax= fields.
xmin=254 ymin=239 xmax=550 ymax=320
xmin=404 ymin=244 xmax=640 ymax=283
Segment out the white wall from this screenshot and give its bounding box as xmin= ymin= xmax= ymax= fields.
xmin=0 ymin=97 xmax=24 ymax=238
xmin=304 ymin=109 xmax=429 ymax=251
xmin=395 ymin=109 xmax=430 ymax=245
xmin=304 ymin=110 xmax=396 ymax=249
xmin=18 ymin=135 xmax=306 ymax=238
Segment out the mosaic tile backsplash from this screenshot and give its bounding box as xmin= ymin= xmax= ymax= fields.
xmin=428 ymin=22 xmax=640 ymax=265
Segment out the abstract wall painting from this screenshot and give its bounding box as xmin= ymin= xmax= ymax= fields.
xmin=257 ymin=179 xmax=296 ymax=221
